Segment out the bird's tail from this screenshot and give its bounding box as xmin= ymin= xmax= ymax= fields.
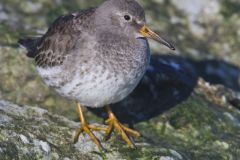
xmin=18 ymin=37 xmax=41 ymax=58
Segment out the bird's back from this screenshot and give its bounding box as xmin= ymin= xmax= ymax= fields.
xmin=19 ymin=8 xmax=96 ymax=67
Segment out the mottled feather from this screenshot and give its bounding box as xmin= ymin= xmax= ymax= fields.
xmin=19 ymin=8 xmax=96 ymax=68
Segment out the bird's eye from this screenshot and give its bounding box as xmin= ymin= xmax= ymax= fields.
xmin=124 ymin=15 xmax=131 ymax=21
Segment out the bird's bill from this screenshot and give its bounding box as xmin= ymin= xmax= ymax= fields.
xmin=139 ymin=25 xmax=175 ymax=50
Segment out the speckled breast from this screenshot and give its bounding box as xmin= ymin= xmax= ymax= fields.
xmin=71 ymin=38 xmax=150 ymax=107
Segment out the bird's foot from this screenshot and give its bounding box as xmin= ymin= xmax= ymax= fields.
xmin=105 ymin=107 xmax=141 ymax=148
xmin=74 ymin=103 xmax=107 ymax=150
xmin=74 ymin=122 xmax=107 ymax=150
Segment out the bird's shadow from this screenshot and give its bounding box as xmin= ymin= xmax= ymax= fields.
xmin=89 ymin=54 xmax=240 ymax=124
xmin=190 ymin=59 xmax=240 ymax=92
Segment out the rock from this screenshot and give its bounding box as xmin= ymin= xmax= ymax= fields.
xmin=0 ymin=100 xmax=128 ymax=159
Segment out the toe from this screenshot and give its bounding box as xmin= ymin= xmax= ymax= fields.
xmin=73 ymin=127 xmax=83 ymax=143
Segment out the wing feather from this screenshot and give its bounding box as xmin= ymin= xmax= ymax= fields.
xmin=26 ymin=8 xmax=96 ymax=68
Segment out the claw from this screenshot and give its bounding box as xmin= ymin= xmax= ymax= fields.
xmin=105 ymin=106 xmax=141 ymax=148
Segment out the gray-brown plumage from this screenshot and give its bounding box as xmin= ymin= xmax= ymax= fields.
xmin=19 ymin=8 xmax=96 ymax=67
xmin=19 ymin=0 xmax=175 ymax=149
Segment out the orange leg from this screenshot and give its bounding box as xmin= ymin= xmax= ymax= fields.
xmin=105 ymin=106 xmax=141 ymax=148
xmin=73 ymin=103 xmax=107 ymax=150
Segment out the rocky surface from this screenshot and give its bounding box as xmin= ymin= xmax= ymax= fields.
xmin=1 ymin=0 xmax=240 ymax=159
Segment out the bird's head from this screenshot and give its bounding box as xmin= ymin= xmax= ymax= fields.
xmin=95 ymin=0 xmax=175 ymax=50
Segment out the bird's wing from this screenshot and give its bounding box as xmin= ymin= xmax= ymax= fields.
xmin=33 ymin=8 xmax=96 ymax=68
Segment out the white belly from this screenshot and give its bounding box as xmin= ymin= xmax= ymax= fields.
xmin=58 ymin=67 xmax=144 ymax=107
xmin=37 ymin=64 xmax=145 ymax=108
